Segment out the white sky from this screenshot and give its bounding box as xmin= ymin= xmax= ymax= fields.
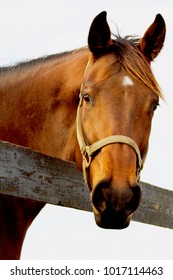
xmin=0 ymin=0 xmax=173 ymax=260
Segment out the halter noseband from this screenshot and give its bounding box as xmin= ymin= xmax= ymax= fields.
xmin=76 ymin=60 xmax=144 ymax=190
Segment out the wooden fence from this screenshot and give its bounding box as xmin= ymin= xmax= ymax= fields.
xmin=0 ymin=140 xmax=173 ymax=229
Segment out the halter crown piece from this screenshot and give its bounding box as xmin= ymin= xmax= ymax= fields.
xmin=76 ymin=60 xmax=144 ymax=190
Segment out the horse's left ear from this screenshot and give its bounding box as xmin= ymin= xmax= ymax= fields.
xmin=88 ymin=11 xmax=111 ymax=57
xmin=139 ymin=14 xmax=166 ymax=61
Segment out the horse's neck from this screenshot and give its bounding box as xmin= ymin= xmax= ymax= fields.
xmin=0 ymin=48 xmax=89 ymax=259
xmin=0 ymin=48 xmax=89 ymax=165
xmin=36 ymin=49 xmax=89 ymax=166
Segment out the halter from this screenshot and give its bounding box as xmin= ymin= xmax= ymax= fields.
xmin=76 ymin=60 xmax=144 ymax=190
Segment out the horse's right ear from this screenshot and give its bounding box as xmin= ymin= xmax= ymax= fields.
xmin=88 ymin=11 xmax=111 ymax=58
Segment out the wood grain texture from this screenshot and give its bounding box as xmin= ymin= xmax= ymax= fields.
xmin=0 ymin=141 xmax=173 ymax=229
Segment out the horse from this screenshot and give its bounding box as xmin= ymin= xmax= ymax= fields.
xmin=0 ymin=11 xmax=166 ymax=259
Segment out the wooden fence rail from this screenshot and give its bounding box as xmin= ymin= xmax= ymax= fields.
xmin=0 ymin=141 xmax=173 ymax=229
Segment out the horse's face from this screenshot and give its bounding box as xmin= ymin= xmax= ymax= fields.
xmin=78 ymin=12 xmax=166 ymax=229
xmin=80 ymin=56 xmax=155 ymax=229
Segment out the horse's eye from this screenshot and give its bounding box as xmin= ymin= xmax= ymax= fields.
xmin=82 ymin=93 xmax=92 ymax=104
xmin=152 ymin=102 xmax=159 ymax=112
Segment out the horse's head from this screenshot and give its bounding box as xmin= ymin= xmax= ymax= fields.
xmin=76 ymin=12 xmax=166 ymax=229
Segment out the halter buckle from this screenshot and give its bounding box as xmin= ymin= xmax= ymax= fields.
xmin=81 ymin=146 xmax=92 ymax=168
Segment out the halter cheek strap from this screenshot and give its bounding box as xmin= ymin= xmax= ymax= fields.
xmin=76 ymin=95 xmax=144 ymax=191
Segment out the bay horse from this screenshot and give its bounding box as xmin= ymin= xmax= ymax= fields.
xmin=0 ymin=11 xmax=165 ymax=259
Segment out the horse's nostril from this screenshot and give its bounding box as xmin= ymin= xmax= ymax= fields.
xmin=91 ymin=180 xmax=110 ymax=213
xmin=127 ymin=184 xmax=142 ymax=212
xmin=132 ymin=184 xmax=141 ymax=198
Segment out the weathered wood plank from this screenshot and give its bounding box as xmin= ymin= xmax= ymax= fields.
xmin=0 ymin=141 xmax=91 ymax=211
xmin=0 ymin=141 xmax=173 ymax=229
xmin=133 ymin=182 xmax=173 ymax=229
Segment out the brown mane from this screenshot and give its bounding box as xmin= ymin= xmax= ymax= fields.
xmin=109 ymin=37 xmax=163 ymax=98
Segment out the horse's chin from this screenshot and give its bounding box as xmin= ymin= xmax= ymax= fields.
xmin=93 ymin=210 xmax=131 ymax=230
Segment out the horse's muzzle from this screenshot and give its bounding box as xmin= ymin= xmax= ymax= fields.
xmin=91 ymin=180 xmax=141 ymax=229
